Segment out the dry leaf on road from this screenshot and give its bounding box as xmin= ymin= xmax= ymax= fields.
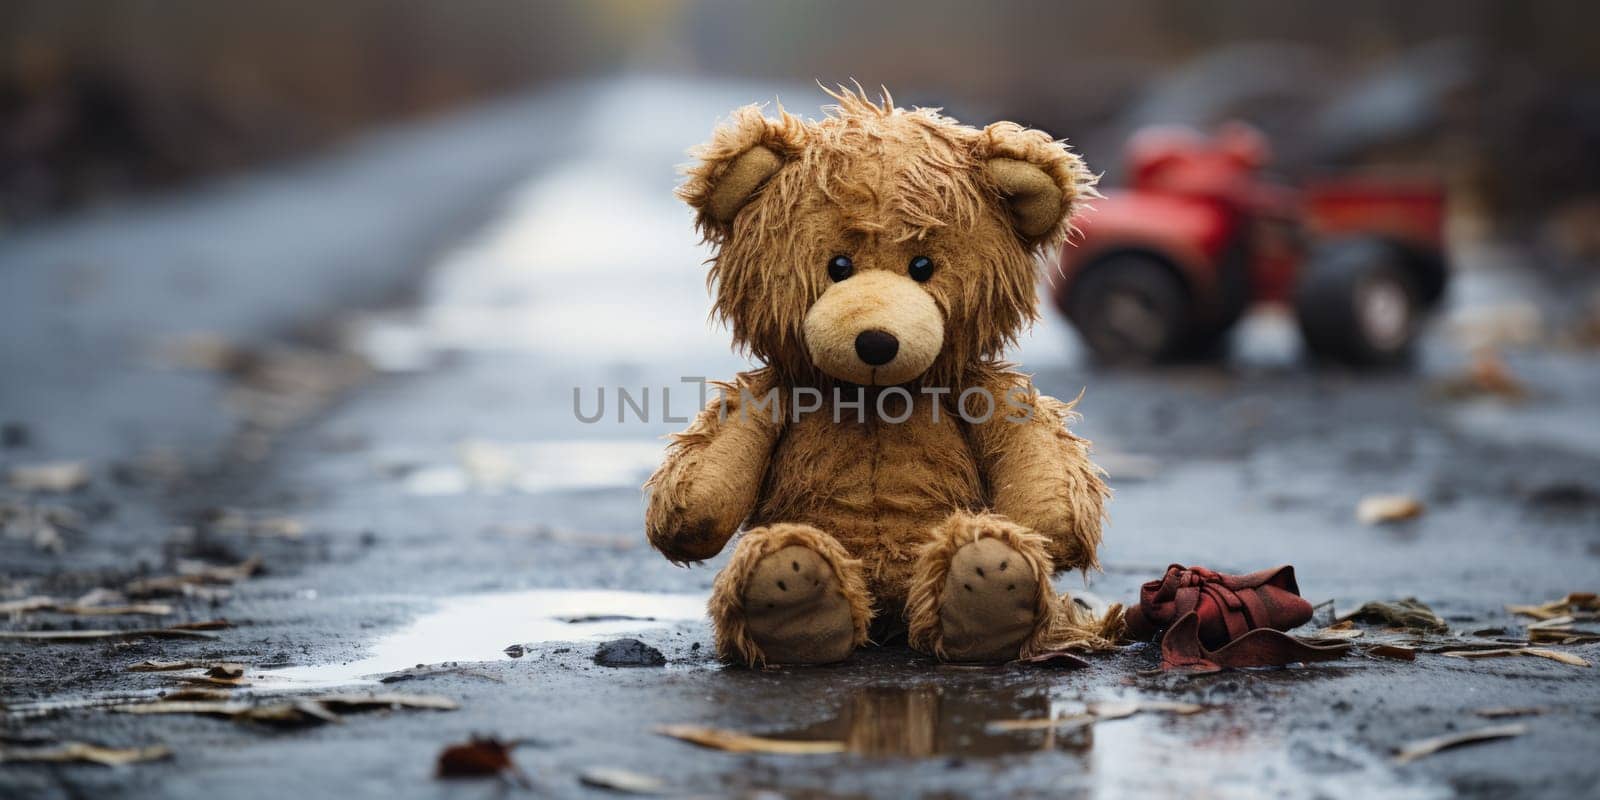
xmin=127 ymin=659 xmax=200 ymax=672
xmin=204 ymin=663 xmax=245 ymax=679
xmin=0 ymin=741 xmax=171 ymax=766
xmin=1439 ymin=647 xmax=1590 ymax=667
xmin=578 ymin=767 xmax=666 ymax=795
xmin=117 ymin=699 xmax=342 ymax=727
xmin=124 ymin=557 xmax=261 ymax=598
xmin=6 ymin=462 xmax=91 ymax=493
xmin=1356 ymin=495 xmax=1425 ymax=525
xmin=1365 ymin=644 xmax=1417 ymax=661
xmin=1475 ymin=707 xmax=1546 ymax=718
xmin=0 ymin=596 xmax=56 ymax=614
xmin=315 ymin=693 xmax=460 ymax=711
xmin=1507 ymin=593 xmax=1599 ymax=620
xmin=1011 ymin=649 xmax=1092 ymax=669
xmin=0 ymin=626 xmax=218 ymax=642
xmin=436 ymin=737 xmax=528 ymax=785
xmin=113 ymin=693 xmax=457 ymax=727
xmin=1435 ymin=349 xmax=1528 ymax=402
xmin=654 ymin=724 xmax=844 ymax=755
xmin=1394 ymin=724 xmax=1527 ymax=765
xmin=1338 ymin=599 xmax=1449 ymax=633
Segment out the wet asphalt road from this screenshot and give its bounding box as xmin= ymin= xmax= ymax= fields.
xmin=3 ymin=79 xmax=1600 ymax=799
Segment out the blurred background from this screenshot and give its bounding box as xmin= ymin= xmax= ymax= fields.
xmin=4 ymin=0 xmax=1599 ymax=258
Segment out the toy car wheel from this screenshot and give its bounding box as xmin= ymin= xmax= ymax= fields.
xmin=1068 ymin=254 xmax=1187 ymax=365
xmin=1295 ymin=239 xmax=1418 ymax=367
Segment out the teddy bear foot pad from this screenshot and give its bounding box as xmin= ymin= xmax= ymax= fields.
xmin=937 ymin=537 xmax=1042 ymax=662
xmin=743 ymin=545 xmax=858 ymax=664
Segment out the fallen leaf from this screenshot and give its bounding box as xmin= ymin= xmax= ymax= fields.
xmin=112 ymin=700 xmax=339 ymax=727
xmin=0 ymin=597 xmax=172 ymax=617
xmin=1439 ymin=647 xmax=1590 ymax=667
xmin=1356 ymin=495 xmax=1425 ymax=525
xmin=315 ymin=693 xmax=460 ymax=712
xmin=1507 ymin=592 xmax=1600 ymax=620
xmin=1312 ymin=626 xmax=1365 ymax=641
xmin=124 ymin=557 xmax=261 ymax=598
xmin=6 ymin=462 xmax=90 ymax=493
xmin=112 ymin=693 xmax=456 ymax=726
xmin=1394 ymin=724 xmax=1527 ymax=765
xmin=1474 ymin=707 xmax=1546 ymax=719
xmin=55 ymin=603 xmax=173 ymax=617
xmin=654 ymin=724 xmax=844 ymax=755
xmin=579 ymin=767 xmax=666 ymax=795
xmin=0 ymin=501 xmax=83 ymax=554
xmin=1435 ymin=349 xmax=1528 ymax=402
xmin=127 ymin=660 xmax=199 ymax=672
xmin=1338 ymin=599 xmax=1449 ymax=633
xmin=177 ymin=675 xmax=247 ymax=688
xmin=1365 ymin=644 xmax=1417 ymax=661
xmin=168 ymin=619 xmax=231 ymax=631
xmin=1011 ymin=650 xmax=1091 ymax=669
xmin=256 ymin=517 xmax=304 ymax=538
xmin=1528 ymin=629 xmax=1600 ymax=645
xmin=0 ymin=626 xmax=217 ymax=641
xmin=204 ymin=663 xmax=246 ymax=679
xmin=0 ymin=742 xmax=171 ymax=766
xmin=161 ymin=688 xmax=234 ymax=701
xmin=0 ymin=596 xmax=56 ymax=615
xmin=1526 ymin=615 xmax=1577 ymax=630
xmin=437 ymin=737 xmax=527 ymax=785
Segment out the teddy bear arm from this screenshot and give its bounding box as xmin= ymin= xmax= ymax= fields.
xmin=644 ymin=375 xmax=783 ymax=564
xmin=974 ymin=388 xmax=1109 ymax=573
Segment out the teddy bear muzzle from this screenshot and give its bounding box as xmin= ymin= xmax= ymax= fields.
xmin=802 ymin=269 xmax=944 ymax=386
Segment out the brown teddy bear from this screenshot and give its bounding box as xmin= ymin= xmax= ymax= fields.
xmin=646 ymin=87 xmax=1119 ymax=666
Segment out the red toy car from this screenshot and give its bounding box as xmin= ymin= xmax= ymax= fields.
xmin=1054 ymin=123 xmax=1448 ymax=366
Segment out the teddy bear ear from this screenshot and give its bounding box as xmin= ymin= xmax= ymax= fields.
xmin=678 ymin=104 xmax=805 ymax=239
xmin=979 ymin=121 xmax=1096 ymax=247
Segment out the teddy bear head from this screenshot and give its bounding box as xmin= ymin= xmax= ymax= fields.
xmin=679 ymin=87 xmax=1094 ymax=388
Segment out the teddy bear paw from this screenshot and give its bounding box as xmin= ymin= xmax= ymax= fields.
xmin=938 ymin=537 xmax=1042 ymax=662
xmin=742 ymin=545 xmax=857 ymax=665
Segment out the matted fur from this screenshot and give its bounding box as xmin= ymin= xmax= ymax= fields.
xmin=677 ymin=86 xmax=1097 ymax=389
xmin=1043 ymin=595 xmax=1127 ymax=652
xmin=644 ymin=370 xmax=783 ymax=565
xmin=905 ymin=511 xmax=1120 ymax=659
xmin=965 ymin=366 xmax=1110 ymax=572
xmin=709 ymin=523 xmax=873 ymax=667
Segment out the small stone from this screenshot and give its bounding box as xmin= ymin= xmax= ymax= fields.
xmin=503 ymin=644 xmax=526 ymax=659
xmin=593 ymin=637 xmax=665 ymax=667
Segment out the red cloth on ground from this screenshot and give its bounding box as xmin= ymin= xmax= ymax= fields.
xmin=1124 ymin=564 xmax=1347 ymax=672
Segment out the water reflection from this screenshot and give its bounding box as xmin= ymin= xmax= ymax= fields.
xmin=775 ymin=684 xmax=1089 ymax=758
xmin=765 ymin=683 xmax=1439 ymax=799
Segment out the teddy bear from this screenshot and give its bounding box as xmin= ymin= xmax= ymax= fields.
xmin=645 ymin=87 xmax=1119 ymax=666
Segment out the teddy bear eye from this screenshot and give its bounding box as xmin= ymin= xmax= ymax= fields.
xmin=908 ymin=256 xmax=935 ymax=282
xmin=827 ymin=255 xmax=854 ymax=282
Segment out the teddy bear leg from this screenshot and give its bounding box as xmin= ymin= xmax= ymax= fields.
xmin=708 ymin=523 xmax=871 ymax=667
xmin=906 ymin=512 xmax=1058 ymax=663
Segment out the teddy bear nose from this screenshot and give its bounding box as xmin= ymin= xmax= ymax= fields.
xmin=854 ymin=330 xmax=900 ymax=366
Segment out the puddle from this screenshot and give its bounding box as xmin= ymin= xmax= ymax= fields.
xmin=2 ymin=589 xmax=708 ymax=719
xmin=775 ymin=684 xmax=1062 ymax=758
xmin=400 ymin=439 xmax=665 ymax=496
xmin=769 ymin=685 xmax=1444 ymax=799
xmin=266 ymin=589 xmax=705 ymax=687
